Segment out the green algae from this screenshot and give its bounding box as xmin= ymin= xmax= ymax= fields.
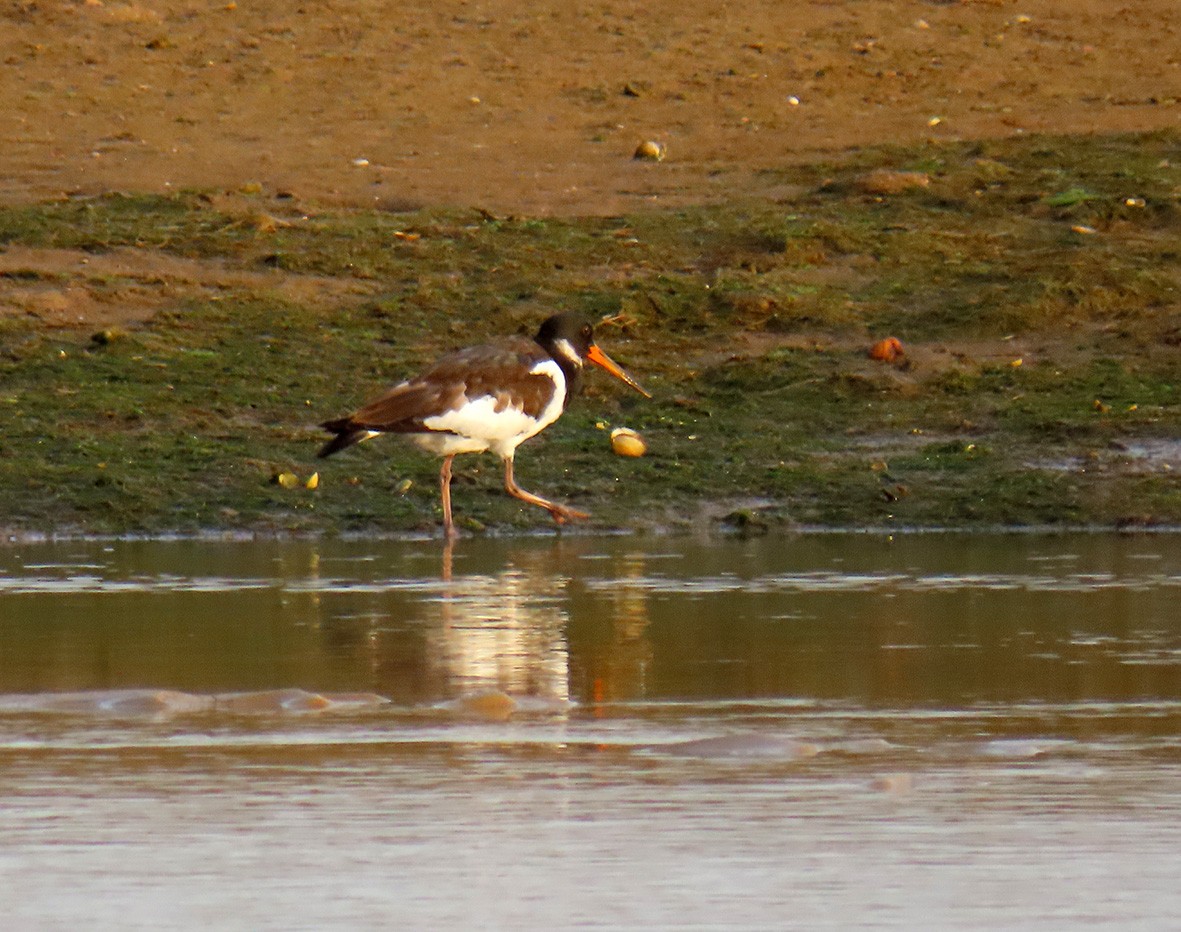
xmin=1 ymin=131 xmax=1178 ymax=536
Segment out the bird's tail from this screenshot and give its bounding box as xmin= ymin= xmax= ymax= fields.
xmin=318 ymin=418 xmax=371 ymax=458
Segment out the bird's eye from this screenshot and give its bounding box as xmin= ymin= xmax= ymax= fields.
xmin=581 ymin=325 xmax=592 ymax=338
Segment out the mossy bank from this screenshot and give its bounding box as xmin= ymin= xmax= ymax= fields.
xmin=1 ymin=132 xmax=1178 ymax=537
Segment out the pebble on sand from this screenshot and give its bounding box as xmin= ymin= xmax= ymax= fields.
xmin=633 ymin=140 xmax=666 ymax=161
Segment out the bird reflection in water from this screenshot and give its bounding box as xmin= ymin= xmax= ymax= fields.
xmin=295 ymin=540 xmax=658 ymax=712
xmin=435 ymin=543 xmax=571 ymax=708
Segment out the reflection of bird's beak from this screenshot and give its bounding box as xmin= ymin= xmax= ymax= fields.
xmin=586 ymin=344 xmax=651 ymax=398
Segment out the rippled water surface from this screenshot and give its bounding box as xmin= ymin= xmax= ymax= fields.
xmin=1 ymin=534 xmax=1178 ymax=929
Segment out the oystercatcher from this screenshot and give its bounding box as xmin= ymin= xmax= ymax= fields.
xmin=318 ymin=313 xmax=649 ymax=537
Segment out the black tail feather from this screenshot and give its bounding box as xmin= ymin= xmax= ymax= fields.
xmin=317 ymin=420 xmax=369 ymax=458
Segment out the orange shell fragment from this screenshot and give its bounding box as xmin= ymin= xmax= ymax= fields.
xmin=868 ymin=337 xmax=905 ymax=362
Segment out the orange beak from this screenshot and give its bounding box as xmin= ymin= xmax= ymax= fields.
xmin=586 ymin=344 xmax=651 ymax=398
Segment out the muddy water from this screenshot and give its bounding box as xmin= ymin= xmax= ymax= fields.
xmin=0 ymin=534 xmax=1178 ymax=929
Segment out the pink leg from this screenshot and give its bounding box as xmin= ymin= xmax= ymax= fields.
xmin=439 ymin=454 xmax=458 ymax=539
xmin=503 ymin=456 xmax=589 ymax=525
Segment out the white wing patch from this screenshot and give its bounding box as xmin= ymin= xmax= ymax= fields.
xmin=418 ymin=359 xmax=567 ymax=459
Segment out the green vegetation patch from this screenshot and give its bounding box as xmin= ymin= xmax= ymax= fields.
xmin=1 ymin=131 xmax=1178 ymax=535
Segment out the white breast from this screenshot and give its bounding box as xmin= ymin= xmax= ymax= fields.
xmin=416 ymin=359 xmax=567 ymax=459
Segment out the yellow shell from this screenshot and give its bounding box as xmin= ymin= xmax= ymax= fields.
xmin=611 ymin=427 xmax=647 ymax=457
xmin=633 ymin=140 xmax=666 ymax=162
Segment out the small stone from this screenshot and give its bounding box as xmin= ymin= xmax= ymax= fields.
xmin=633 ymin=140 xmax=666 ymax=161
xmin=91 ymin=328 xmax=125 ymax=346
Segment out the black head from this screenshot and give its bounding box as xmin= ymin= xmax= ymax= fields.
xmin=534 ymin=313 xmax=650 ymax=397
xmin=534 ymin=313 xmax=595 ymax=364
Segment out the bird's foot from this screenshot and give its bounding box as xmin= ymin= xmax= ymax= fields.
xmin=549 ymin=504 xmax=590 ymax=525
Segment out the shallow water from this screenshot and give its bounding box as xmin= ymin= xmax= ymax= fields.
xmin=1 ymin=534 xmax=1178 ymax=929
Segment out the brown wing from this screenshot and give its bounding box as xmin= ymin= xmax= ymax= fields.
xmin=338 ymin=336 xmax=555 ymax=433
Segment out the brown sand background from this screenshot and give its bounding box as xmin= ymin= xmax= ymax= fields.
xmin=2 ymin=0 xmax=1179 ymax=217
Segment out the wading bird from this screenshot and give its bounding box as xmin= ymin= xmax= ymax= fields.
xmin=318 ymin=313 xmax=649 ymax=538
